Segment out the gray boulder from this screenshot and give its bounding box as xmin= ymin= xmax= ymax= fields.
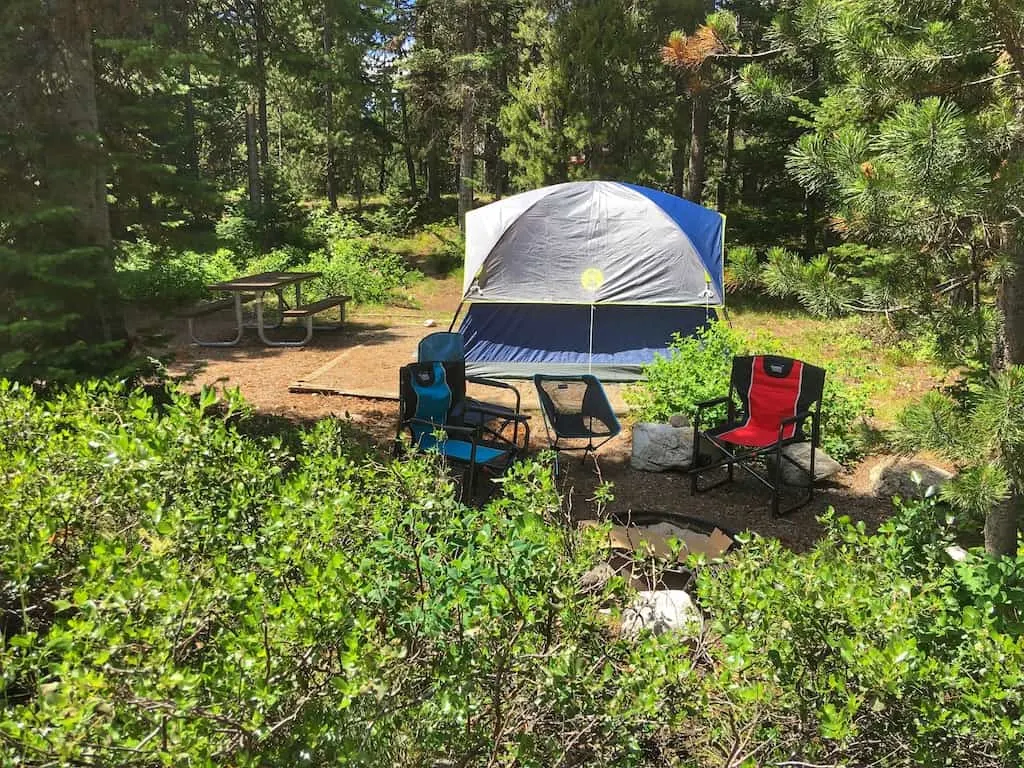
xmin=869 ymin=457 xmax=952 ymax=499
xmin=766 ymin=442 xmax=843 ymax=486
xmin=630 ymin=422 xmax=693 ymax=472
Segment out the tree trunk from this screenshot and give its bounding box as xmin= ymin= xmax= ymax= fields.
xmin=985 ymin=497 xmax=1020 ymax=558
xmin=51 ymin=0 xmax=126 ymax=348
xmin=245 ymin=103 xmax=261 ymax=208
xmin=458 ymin=2 xmax=477 ymax=231
xmin=322 ymin=4 xmax=338 ymax=210
xmin=399 ymin=90 xmax=418 ymax=198
xmin=686 ymin=89 xmax=709 ymax=204
xmin=426 ymin=147 xmax=440 ymax=201
xmin=717 ymin=90 xmax=737 ymax=210
xmin=994 ymin=222 xmax=1024 ymax=370
xmin=379 ymin=96 xmax=388 ymax=194
xmin=184 ymin=62 xmax=200 ymax=178
xmin=988 ymin=222 xmax=1024 ymax=556
xmin=353 ymin=158 xmax=363 ymax=210
xmin=670 ymin=78 xmax=688 ymax=197
xmin=255 ymin=0 xmax=269 ymax=169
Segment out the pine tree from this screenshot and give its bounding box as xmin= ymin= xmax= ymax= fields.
xmin=779 ymin=0 xmax=1024 ymax=554
xmin=1 ymin=0 xmax=131 ymax=384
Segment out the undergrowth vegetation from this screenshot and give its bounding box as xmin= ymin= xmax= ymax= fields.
xmin=2 ymin=381 xmax=1022 ymax=766
xmin=625 ymin=321 xmax=871 ymax=463
xmin=115 ymin=199 xmax=454 ymax=308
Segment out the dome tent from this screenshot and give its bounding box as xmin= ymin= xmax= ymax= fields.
xmin=453 ymin=180 xmax=725 ymax=381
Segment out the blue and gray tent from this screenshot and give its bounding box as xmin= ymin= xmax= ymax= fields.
xmin=453 ymin=180 xmax=725 ymax=381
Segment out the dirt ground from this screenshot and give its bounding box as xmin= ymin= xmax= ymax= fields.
xmin=152 ymin=278 xmax=909 ymax=552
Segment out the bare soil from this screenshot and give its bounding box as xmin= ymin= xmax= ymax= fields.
xmin=148 ymin=276 xmax=933 ymax=552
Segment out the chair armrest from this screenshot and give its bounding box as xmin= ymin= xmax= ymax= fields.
xmin=467 ymin=376 xmax=522 ymax=413
xmin=777 ymin=409 xmax=818 ymax=443
xmin=409 ymin=418 xmax=479 ymax=439
xmin=466 ymin=403 xmax=529 ymax=422
xmin=694 ymin=396 xmax=730 ymax=411
xmin=692 ymin=396 xmax=731 ymax=433
xmin=779 ymin=409 xmax=814 ymax=426
xmin=467 ymin=375 xmax=515 ymax=390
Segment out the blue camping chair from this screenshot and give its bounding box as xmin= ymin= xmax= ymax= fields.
xmin=397 ymin=361 xmax=516 ymax=501
xmin=417 ymin=332 xmax=530 ymax=450
xmin=533 ymin=374 xmax=621 ymax=473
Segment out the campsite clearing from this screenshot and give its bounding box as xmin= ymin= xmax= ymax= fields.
xmin=162 ymin=271 xmax=942 ymax=551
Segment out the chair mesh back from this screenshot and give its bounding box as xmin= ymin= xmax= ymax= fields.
xmin=535 ymin=375 xmax=618 ymax=438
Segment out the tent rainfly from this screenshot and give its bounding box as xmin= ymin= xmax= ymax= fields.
xmin=454 ymin=180 xmax=726 ymax=381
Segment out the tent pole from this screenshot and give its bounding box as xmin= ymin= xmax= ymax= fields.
xmin=448 ymin=301 xmax=464 ymax=332
xmin=588 ymin=303 xmax=595 ymax=375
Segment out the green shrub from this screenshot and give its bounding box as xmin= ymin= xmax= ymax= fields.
xmin=3 ymin=383 xmax=1022 ymax=766
xmin=116 ymin=241 xmax=235 ymax=306
xmin=360 ymin=200 xmax=419 ymax=236
xmin=690 ymin=502 xmax=1024 ymax=766
xmin=303 ymin=206 xmax=368 ymax=247
xmin=624 ymin=321 xmax=871 ymax=463
xmin=0 ymin=380 xmax=692 ymax=767
xmin=303 ymin=237 xmax=417 ymax=304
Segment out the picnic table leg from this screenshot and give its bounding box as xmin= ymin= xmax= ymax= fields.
xmin=188 ymin=293 xmax=245 ymax=347
xmin=256 ymin=290 xmax=313 ymax=347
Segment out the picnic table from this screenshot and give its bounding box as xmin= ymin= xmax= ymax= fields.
xmin=182 ymin=270 xmax=349 ymax=347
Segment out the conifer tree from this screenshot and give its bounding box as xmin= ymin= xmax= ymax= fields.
xmin=1 ymin=0 xmax=131 ymax=384
xmin=777 ymin=0 xmax=1024 ymax=554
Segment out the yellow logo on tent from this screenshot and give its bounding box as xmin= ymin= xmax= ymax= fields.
xmin=580 ymin=267 xmax=605 ymax=291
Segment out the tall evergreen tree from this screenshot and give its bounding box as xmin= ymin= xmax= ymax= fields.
xmin=1 ymin=0 xmax=131 ymax=383
xmin=780 ymin=0 xmax=1024 ymax=554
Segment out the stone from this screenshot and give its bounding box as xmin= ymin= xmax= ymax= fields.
xmin=423 ymin=318 xmax=437 ymax=327
xmin=765 ymin=442 xmax=843 ymax=486
xmin=869 ymin=457 xmax=952 ymax=499
xmin=621 ymin=590 xmax=702 ymax=637
xmin=579 ymin=562 xmax=616 ymax=592
xmin=669 ymin=412 xmax=689 ymax=428
xmin=630 ymin=422 xmax=693 ymax=472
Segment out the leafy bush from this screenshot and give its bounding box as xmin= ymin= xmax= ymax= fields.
xmin=216 ymin=197 xmax=312 ymax=263
xmin=360 ymin=200 xmax=420 ymax=236
xmin=691 ymin=502 xmax=1024 ymax=766
xmin=303 ymin=237 xmax=417 ymax=304
xmin=303 ymin=206 xmax=368 ymax=247
xmin=116 ymin=240 xmax=235 ymax=305
xmin=625 ymin=321 xmax=871 ymax=463
xmin=3 ymin=383 xmax=1022 ymax=766
xmin=0 ymin=380 xmax=692 ymax=767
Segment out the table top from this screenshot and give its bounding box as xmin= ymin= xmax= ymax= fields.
xmin=208 ymin=271 xmax=322 ymax=291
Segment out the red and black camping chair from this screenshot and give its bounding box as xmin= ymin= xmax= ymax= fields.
xmin=690 ymin=355 xmax=826 ymax=516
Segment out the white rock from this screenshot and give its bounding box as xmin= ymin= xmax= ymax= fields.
xmin=621 ymin=590 xmax=702 ymax=637
xmin=669 ymin=413 xmax=689 ymax=428
xmin=423 ymin=318 xmax=437 ymax=327
xmin=869 ymin=457 xmax=952 ymax=499
xmin=945 ymin=545 xmax=968 ymax=562
xmin=766 ymin=442 xmax=843 ymax=486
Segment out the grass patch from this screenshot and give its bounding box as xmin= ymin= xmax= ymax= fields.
xmin=729 ymin=308 xmax=944 ymax=425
